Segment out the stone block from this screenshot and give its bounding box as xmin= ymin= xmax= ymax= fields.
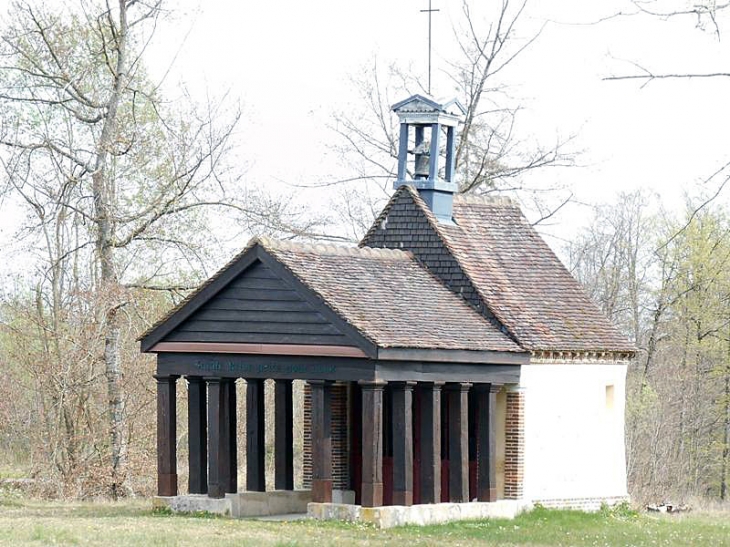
xmin=308 ymin=500 xmax=533 ymax=529
xmin=170 ymin=494 xmax=232 ymax=516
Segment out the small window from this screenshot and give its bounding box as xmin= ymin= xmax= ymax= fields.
xmin=605 ymin=385 xmax=615 ymax=410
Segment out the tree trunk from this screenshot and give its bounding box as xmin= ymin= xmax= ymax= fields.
xmin=92 ymin=0 xmax=129 ymax=498
xmin=721 ymin=334 xmax=730 ymax=501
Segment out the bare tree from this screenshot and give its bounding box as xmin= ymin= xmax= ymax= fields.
xmin=320 ymin=0 xmax=576 ymax=239
xmin=0 ymin=0 xmax=316 ymax=497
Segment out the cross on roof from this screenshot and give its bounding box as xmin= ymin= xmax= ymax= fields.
xmin=420 ymin=0 xmax=440 ymax=95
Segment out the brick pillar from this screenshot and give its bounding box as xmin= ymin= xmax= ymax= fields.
xmin=303 ymin=383 xmax=349 ymax=491
xmin=331 ymin=383 xmax=350 ymax=490
xmin=504 ymin=386 xmax=525 ymax=500
xmin=303 ymin=383 xmax=312 ymax=488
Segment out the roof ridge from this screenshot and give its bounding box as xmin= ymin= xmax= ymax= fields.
xmin=454 ymin=193 xmax=516 ymax=207
xmin=258 ymin=236 xmax=410 ymax=260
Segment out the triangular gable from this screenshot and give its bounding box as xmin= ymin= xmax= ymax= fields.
xmin=140 ymin=244 xmax=377 ymax=357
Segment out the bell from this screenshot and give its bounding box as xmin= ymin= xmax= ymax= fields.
xmin=413 ymin=141 xmax=430 ymax=179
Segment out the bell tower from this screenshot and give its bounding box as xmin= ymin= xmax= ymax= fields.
xmin=392 ymin=95 xmax=466 ymax=223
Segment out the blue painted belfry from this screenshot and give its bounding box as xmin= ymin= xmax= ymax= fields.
xmin=392 ymin=94 xmax=466 ymax=223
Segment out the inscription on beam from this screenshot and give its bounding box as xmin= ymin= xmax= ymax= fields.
xmin=193 ymin=360 xmax=337 ymax=375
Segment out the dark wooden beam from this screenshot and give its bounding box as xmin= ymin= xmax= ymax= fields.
xmin=310 ymin=380 xmax=333 ymax=502
xmin=360 ymin=380 xmax=385 ymax=507
xmin=246 ymin=378 xmax=266 ymax=492
xmin=206 ymin=377 xmax=224 ymax=498
xmin=446 ymin=382 xmax=471 ymax=503
xmin=392 ymin=381 xmax=415 ymax=506
xmin=151 ymin=342 xmax=367 ymax=358
xmin=156 ymin=352 xmax=376 ymax=383
xmin=377 ymin=348 xmax=529 ymax=365
xmin=155 ymin=374 xmax=179 ymax=497
xmin=221 ymin=379 xmax=238 ymax=493
xmin=274 ymin=379 xmax=294 ymax=490
xmin=476 ymin=383 xmax=501 ymax=502
xmin=187 ymin=376 xmax=207 ymax=494
xmin=417 ymin=382 xmax=442 ymax=504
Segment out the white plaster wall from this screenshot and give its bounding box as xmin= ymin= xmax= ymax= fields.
xmin=520 ymin=362 xmax=628 ymax=502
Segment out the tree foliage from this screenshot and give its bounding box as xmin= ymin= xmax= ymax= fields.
xmin=570 ymin=193 xmax=730 ymax=501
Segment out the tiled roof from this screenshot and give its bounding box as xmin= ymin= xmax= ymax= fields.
xmin=442 ymin=194 xmax=635 ymax=352
xmin=362 ymin=185 xmax=634 ymax=353
xmin=260 ymin=238 xmax=523 ymax=353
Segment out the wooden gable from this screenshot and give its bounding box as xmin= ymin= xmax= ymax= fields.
xmin=140 ymin=244 xmax=375 ymax=357
xmin=165 ymin=260 xmax=353 ymax=346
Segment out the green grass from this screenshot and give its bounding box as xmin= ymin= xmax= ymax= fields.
xmin=0 ymin=498 xmax=727 ymax=546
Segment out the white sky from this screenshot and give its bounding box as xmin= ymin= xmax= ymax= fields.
xmin=151 ymin=0 xmax=730 ymax=242
xmin=1 ymin=0 xmax=730 ymax=269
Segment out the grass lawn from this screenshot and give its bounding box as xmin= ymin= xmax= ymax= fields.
xmin=0 ymin=496 xmax=728 ymax=547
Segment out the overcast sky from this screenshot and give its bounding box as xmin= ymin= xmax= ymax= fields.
xmin=1 ymin=0 xmax=729 ymax=264
xmin=147 ymin=0 xmax=730 ymax=243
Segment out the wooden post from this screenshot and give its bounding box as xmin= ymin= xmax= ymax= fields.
xmin=275 ymin=379 xmax=294 ymax=490
xmin=206 ymin=377 xmax=224 ymax=498
xmin=310 ymin=380 xmax=333 ymax=502
xmin=221 ymin=378 xmax=238 ymax=493
xmin=155 ymin=374 xmax=178 ymax=497
xmin=246 ymin=378 xmax=266 ymax=492
xmin=187 ymin=376 xmax=207 ymax=494
xmin=392 ymin=381 xmax=415 ymax=506
xmin=360 ymin=380 xmax=385 ymax=507
xmin=418 ymin=382 xmax=442 ymax=504
xmin=476 ymin=383 xmax=501 ymax=502
xmin=446 ymin=382 xmax=471 ymax=503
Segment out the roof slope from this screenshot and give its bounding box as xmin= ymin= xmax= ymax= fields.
xmin=362 ymin=186 xmax=634 ymax=353
xmin=443 ymin=195 xmax=634 ymax=352
xmin=263 ymin=239 xmax=522 ymax=353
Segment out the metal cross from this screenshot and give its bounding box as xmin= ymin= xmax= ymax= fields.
xmin=420 ymin=0 xmax=440 ymax=95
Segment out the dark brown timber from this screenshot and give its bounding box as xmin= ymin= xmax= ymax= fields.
xmin=447 ymin=382 xmax=471 ymax=502
xmin=275 ymin=379 xmax=294 ymax=490
xmin=310 ymin=380 xmax=333 ymax=502
xmin=361 ymin=381 xmax=385 ymax=507
xmin=155 ymin=375 xmax=178 ymax=497
xmin=222 ymin=379 xmax=238 ymax=493
xmin=206 ymin=377 xmax=224 ymax=498
xmin=392 ymin=381 xmax=415 ymax=506
xmin=246 ymin=378 xmax=266 ymax=492
xmin=187 ymin=376 xmax=207 ymax=494
xmin=418 ymin=382 xmax=442 ymax=504
xmin=476 ymin=383 xmax=501 ymax=502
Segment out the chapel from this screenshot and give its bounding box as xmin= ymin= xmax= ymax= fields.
xmin=141 ymin=95 xmax=634 ymax=524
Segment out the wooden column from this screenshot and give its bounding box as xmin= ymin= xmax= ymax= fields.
xmin=246 ymin=378 xmax=266 ymax=492
xmin=274 ymin=379 xmax=294 ymax=490
xmin=221 ymin=378 xmax=238 ymax=493
xmin=187 ymin=376 xmax=207 ymax=494
xmin=392 ymin=381 xmax=415 ymax=506
xmin=446 ymin=382 xmax=471 ymax=503
xmin=360 ymin=380 xmax=385 ymax=507
xmin=155 ymin=374 xmax=178 ymax=497
xmin=310 ymin=380 xmax=333 ymax=502
xmin=206 ymin=377 xmax=224 ymax=498
xmin=418 ymin=382 xmax=442 ymax=504
xmin=476 ymin=383 xmax=501 ymax=502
